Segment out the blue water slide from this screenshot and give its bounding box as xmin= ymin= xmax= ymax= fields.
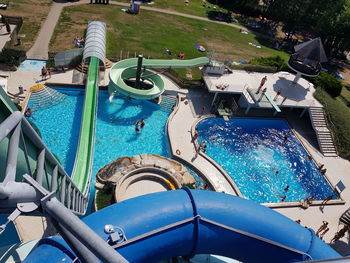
xmin=24 ymin=189 xmax=340 ymax=263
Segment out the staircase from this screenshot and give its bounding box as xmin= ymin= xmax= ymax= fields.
xmin=29 ymin=87 xmax=67 ymax=110
xmin=308 ymin=107 xmax=337 ymax=157
xmin=340 ymin=208 xmax=350 ymax=225
xmin=75 ymin=58 xmax=113 ymax=73
xmin=158 ymin=95 xmax=177 ymax=113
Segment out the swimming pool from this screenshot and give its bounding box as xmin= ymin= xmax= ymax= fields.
xmin=28 ymin=88 xmax=83 ymax=174
xmin=28 ymin=87 xmax=171 ymax=174
xmin=28 ymin=88 xmax=203 ymax=207
xmin=18 ymin=59 xmax=47 ymax=72
xmin=196 ymin=118 xmax=337 ymax=203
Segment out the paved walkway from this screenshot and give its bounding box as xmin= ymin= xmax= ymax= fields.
xmin=26 ymin=0 xmax=89 ymax=59
xmin=167 ymin=89 xmax=238 ymax=195
xmin=109 ymin=1 xmax=247 ymax=31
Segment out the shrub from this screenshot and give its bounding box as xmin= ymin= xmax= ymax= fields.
xmin=313 ymin=71 xmax=343 ymax=97
xmin=95 ymin=189 xmax=114 ymax=210
xmin=250 ymin=56 xmax=286 ymax=71
xmin=68 ymin=54 xmax=83 ymax=69
xmin=236 ymin=64 xmax=277 ymax=73
xmin=0 ymin=48 xmax=26 ymax=67
xmin=46 ymin=57 xmax=55 ymax=68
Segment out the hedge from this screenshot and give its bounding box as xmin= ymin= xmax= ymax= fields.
xmin=313 ymin=71 xmax=343 ymax=97
xmin=0 ymin=48 xmax=26 ymax=67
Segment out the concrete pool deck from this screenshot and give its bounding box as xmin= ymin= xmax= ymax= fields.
xmin=203 ymin=70 xmax=323 ymax=109
xmin=2 ymin=67 xmax=350 ymax=254
xmin=162 ymin=72 xmax=350 ymax=253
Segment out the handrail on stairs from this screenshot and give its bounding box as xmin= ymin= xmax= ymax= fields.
xmin=0 ymin=111 xmax=88 ymax=216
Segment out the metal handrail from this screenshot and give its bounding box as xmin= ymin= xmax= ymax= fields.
xmin=0 ymin=111 xmax=87 ymax=215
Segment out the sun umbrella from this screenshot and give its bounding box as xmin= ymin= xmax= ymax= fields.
xmin=294 ymin=37 xmax=328 ymax=63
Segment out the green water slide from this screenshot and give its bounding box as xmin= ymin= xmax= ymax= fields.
xmin=109 ymin=57 xmax=210 ymax=100
xmin=71 ymin=56 xmax=99 ymax=194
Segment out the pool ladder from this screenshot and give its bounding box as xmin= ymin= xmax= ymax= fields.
xmin=29 ymin=87 xmax=67 ymax=110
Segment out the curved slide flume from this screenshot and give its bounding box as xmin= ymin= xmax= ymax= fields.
xmin=109 ymin=57 xmax=210 ymax=100
xmin=24 ymin=190 xmax=340 ymax=263
xmin=71 ymin=56 xmax=99 ymax=195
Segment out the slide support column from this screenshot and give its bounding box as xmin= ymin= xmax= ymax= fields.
xmin=135 ymin=55 xmax=143 ymax=89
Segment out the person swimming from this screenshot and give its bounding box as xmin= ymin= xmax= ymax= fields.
xmin=24 ymin=108 xmax=33 ymax=117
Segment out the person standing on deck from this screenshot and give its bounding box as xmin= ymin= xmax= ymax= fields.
xmin=257 ymin=76 xmax=267 ymax=93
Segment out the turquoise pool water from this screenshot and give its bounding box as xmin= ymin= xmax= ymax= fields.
xmin=18 ymin=59 xmax=47 ymax=72
xmin=196 ymin=118 xmax=337 ymax=203
xmin=28 ymin=88 xmax=83 ymax=174
xmin=28 ymin=87 xmax=171 ymax=175
xmin=28 ymin=88 xmax=203 ymax=210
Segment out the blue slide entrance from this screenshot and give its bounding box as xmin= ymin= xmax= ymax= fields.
xmin=24 ymin=189 xmax=339 ymax=263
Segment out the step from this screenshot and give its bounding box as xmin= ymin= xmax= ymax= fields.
xmin=312 ymin=116 xmax=326 ymax=119
xmin=320 ymin=142 xmax=335 ymax=146
xmin=318 ymin=133 xmax=332 ymax=137
xmin=318 ymin=137 xmax=333 ymax=142
xmin=312 ymin=118 xmax=326 ymax=123
xmin=317 ymin=134 xmax=332 ymax=137
xmin=319 ymin=141 xmax=334 ymax=145
xmin=321 ymin=148 xmax=337 ymax=152
xmin=320 ymin=147 xmax=336 ymax=152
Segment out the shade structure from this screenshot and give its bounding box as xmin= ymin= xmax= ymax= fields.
xmin=294 ymin=37 xmax=328 ymax=63
xmin=288 ymin=38 xmax=327 ymax=77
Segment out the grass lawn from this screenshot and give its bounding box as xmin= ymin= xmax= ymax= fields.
xmin=115 ymin=0 xmax=226 ymax=18
xmin=2 ymin=0 xmax=52 ymax=51
xmin=314 ymin=88 xmax=350 ymax=158
xmin=51 ymin=4 xmax=288 ymax=63
xmin=340 ymin=87 xmax=350 ymax=104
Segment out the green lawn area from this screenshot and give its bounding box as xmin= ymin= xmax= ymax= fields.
xmin=314 ymin=88 xmax=350 ymax=158
xmin=115 ymin=0 xmax=226 ymax=18
xmin=341 ymin=87 xmax=350 ymax=103
xmin=51 ymin=4 xmax=288 ymax=63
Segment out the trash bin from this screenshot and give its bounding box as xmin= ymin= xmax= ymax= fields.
xmin=18 ymin=85 xmax=23 ymax=93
